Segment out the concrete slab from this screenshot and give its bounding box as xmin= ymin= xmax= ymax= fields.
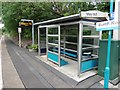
xmin=100 ymin=80 xmax=119 ymax=88
xmin=118 ymin=83 xmax=120 ymax=90
xmin=75 ymin=75 xmax=102 ymax=88
xmin=89 ymin=83 xmax=103 ymax=88
xmin=110 ymin=77 xmax=120 ymax=85
xmin=36 ymin=55 xmax=97 ymax=82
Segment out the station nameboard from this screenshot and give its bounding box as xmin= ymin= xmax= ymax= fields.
xmin=96 ymin=20 xmax=120 ymax=31
xmin=20 ymin=22 xmax=32 ymax=26
xmin=81 ymin=10 xmax=108 ymax=18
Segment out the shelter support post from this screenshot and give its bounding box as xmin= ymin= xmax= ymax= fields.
xmin=78 ymin=22 xmax=83 ymax=76
xmin=63 ymin=28 xmax=66 ymax=56
xmin=32 ymin=20 xmax=34 ymax=45
xmin=99 ymin=31 xmax=102 ymax=40
xmin=46 ymin=27 xmax=48 ymax=60
xmin=58 ymin=26 xmax=61 ymax=67
xmin=38 ymin=27 xmax=41 ymax=55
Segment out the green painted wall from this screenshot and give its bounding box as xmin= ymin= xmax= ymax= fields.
xmin=98 ymin=40 xmax=120 ymax=80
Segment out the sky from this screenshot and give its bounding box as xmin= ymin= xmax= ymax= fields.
xmin=0 ymin=23 xmax=4 ymax=29
xmin=0 ymin=17 xmax=4 ymax=29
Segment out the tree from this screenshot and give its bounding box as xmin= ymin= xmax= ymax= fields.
xmin=51 ymin=2 xmax=96 ymax=16
xmin=2 ymin=2 xmax=60 ymax=37
xmin=2 ymin=2 xmax=110 ymax=38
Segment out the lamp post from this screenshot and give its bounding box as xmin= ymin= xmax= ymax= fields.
xmin=21 ymin=19 xmax=34 ymax=45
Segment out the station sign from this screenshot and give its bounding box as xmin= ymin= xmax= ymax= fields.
xmin=20 ymin=22 xmax=32 ymax=26
xmin=96 ymin=20 xmax=120 ymax=31
xmin=81 ymin=10 xmax=108 ymax=18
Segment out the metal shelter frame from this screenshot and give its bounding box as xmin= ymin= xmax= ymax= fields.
xmin=37 ymin=11 xmax=108 ymax=76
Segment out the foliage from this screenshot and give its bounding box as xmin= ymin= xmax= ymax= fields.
xmin=22 ymin=29 xmax=32 ymax=39
xmin=95 ymin=2 xmax=110 ymax=12
xmin=1 ymin=2 xmax=110 ymax=39
xmin=28 ymin=44 xmax=38 ymax=50
xmin=2 ymin=27 xmax=6 ymax=34
xmin=52 ymin=2 xmax=96 ymax=16
xmin=83 ymin=30 xmax=91 ymax=35
xmin=2 ymin=2 xmax=60 ymax=37
xmin=51 ymin=2 xmax=111 ymax=16
xmin=102 ymin=31 xmax=109 ymax=39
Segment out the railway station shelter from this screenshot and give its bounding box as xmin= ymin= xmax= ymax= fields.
xmin=36 ymin=10 xmax=109 ymax=78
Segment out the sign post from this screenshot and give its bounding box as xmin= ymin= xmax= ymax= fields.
xmin=104 ymin=30 xmax=112 ymax=88
xmin=104 ymin=0 xmax=113 ymax=88
xmin=96 ymin=0 xmax=117 ymax=88
xmin=96 ymin=21 xmax=120 ymax=88
xmin=96 ymin=20 xmax=120 ymax=88
xmin=18 ymin=27 xmax=22 ymax=47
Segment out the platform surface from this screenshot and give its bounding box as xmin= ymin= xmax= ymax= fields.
xmin=1 ymin=36 xmax=119 ymax=88
xmin=36 ymin=55 xmax=97 ymax=82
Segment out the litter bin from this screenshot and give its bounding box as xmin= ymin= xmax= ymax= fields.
xmin=98 ymin=40 xmax=120 ymax=83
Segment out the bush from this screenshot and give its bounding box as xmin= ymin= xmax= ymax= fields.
xmin=102 ymin=31 xmax=108 ymax=39
xmin=28 ymin=44 xmax=38 ymax=50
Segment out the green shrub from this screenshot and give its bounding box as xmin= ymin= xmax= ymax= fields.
xmin=28 ymin=44 xmax=38 ymax=50
xmin=102 ymin=31 xmax=108 ymax=39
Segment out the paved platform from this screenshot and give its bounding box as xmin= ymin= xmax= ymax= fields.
xmin=2 ymin=36 xmax=118 ymax=88
xmin=36 ymin=55 xmax=97 ymax=82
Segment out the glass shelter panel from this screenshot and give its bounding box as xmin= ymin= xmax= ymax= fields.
xmin=83 ymin=25 xmax=99 ymax=36
xmin=60 ymin=24 xmax=79 ymax=59
xmin=48 ymin=27 xmax=58 ymax=34
xmin=82 ymin=25 xmax=99 ymax=57
xmin=79 ymin=24 xmax=99 ymax=73
xmin=38 ymin=27 xmax=46 ymax=55
xmin=47 ymin=26 xmax=68 ymax=66
xmin=47 ymin=26 xmax=60 ymax=65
